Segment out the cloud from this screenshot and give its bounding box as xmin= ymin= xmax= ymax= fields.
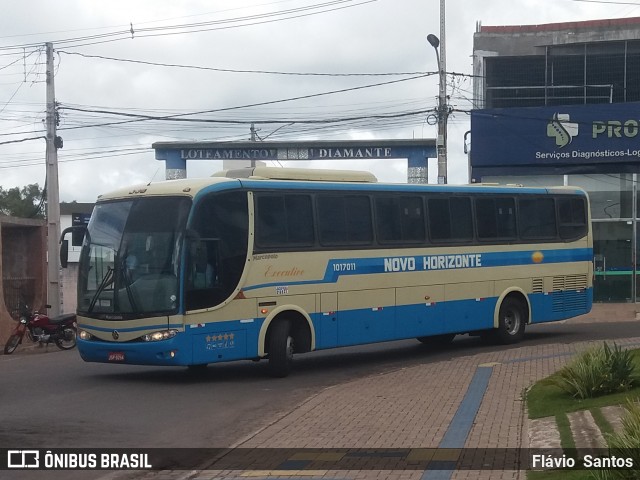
xmin=0 ymin=0 xmax=630 ymax=201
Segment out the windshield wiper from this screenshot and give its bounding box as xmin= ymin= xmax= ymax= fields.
xmin=121 ymin=259 xmax=140 ymax=314
xmin=88 ymin=266 xmax=114 ymax=313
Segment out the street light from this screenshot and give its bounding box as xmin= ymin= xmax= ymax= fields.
xmin=428 ymin=33 xmax=447 ymax=184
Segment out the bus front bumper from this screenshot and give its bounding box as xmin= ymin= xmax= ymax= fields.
xmin=77 ymin=336 xmax=191 ymax=366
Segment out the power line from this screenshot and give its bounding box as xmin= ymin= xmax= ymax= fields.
xmin=0 ymin=0 xmax=375 ymax=52
xmin=0 ymin=148 xmax=152 ymax=169
xmin=0 ymin=77 xmax=432 ymax=139
xmin=564 ymin=0 xmax=640 ymax=4
xmin=0 ymin=0 xmax=301 ymax=41
xmin=0 ymin=135 xmax=45 ymax=146
xmin=59 ymin=50 xmax=480 ymax=81
xmin=58 ymin=74 xmax=433 ymax=130
xmin=66 ymin=107 xmax=431 ymax=126
xmin=58 ymin=50 xmax=429 ymax=77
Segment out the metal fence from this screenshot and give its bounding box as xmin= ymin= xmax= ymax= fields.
xmin=2 ymin=277 xmax=36 ymax=319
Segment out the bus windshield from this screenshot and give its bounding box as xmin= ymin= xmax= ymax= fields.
xmin=77 ymin=197 xmax=191 ymax=318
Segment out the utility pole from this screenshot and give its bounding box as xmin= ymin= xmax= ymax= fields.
xmin=428 ymin=0 xmax=448 ymax=184
xmin=250 ymin=123 xmax=257 ymax=167
xmin=437 ymin=0 xmax=447 ymax=184
xmin=45 ymin=42 xmax=61 ymax=317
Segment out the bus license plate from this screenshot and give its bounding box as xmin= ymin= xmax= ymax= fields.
xmin=108 ymin=352 xmax=125 ymax=362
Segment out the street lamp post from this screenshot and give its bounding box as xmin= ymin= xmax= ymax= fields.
xmin=427 ymin=33 xmax=447 ymax=184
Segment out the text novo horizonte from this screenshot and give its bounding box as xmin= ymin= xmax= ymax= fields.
xmin=384 ymin=254 xmax=483 ymax=272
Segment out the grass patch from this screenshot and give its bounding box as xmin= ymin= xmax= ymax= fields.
xmin=590 ymin=399 xmax=640 ymax=479
xmin=590 ymin=407 xmax=615 ymax=439
xmin=527 ymin=349 xmax=640 ymax=420
xmin=526 ymin=348 xmax=640 ymax=480
xmin=555 ymin=413 xmax=575 ymax=450
xmin=528 ymin=469 xmax=590 ymax=480
xmin=554 ymin=343 xmax=636 ymax=399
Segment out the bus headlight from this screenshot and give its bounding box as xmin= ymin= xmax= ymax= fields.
xmin=78 ymin=330 xmax=93 ymax=341
xmin=140 ymin=329 xmax=178 ymax=342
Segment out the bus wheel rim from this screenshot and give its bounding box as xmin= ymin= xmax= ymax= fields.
xmin=504 ymin=310 xmax=521 ymax=335
xmin=286 ymin=336 xmax=294 ymax=360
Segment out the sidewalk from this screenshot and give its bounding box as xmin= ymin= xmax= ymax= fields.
xmin=144 ymin=313 xmax=639 ymax=480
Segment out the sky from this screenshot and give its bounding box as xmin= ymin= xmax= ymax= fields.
xmin=0 ymin=0 xmax=639 ymax=203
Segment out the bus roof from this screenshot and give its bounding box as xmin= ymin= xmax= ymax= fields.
xmin=95 ymin=167 xmax=587 ymax=201
xmin=214 ymin=166 xmax=378 ymax=183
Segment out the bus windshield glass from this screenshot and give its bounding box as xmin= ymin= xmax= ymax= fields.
xmin=77 ymin=196 xmax=191 ymax=318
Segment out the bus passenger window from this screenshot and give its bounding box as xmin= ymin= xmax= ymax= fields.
xmin=496 ymin=198 xmax=516 ymax=238
xmin=519 ymin=198 xmax=557 ymax=239
xmin=375 ymin=196 xmax=425 ymax=243
xmin=428 ymin=197 xmax=472 ymax=242
xmin=256 ymin=196 xmax=287 ymax=246
xmin=450 ymin=198 xmax=473 ymax=240
xmin=476 ymin=197 xmax=516 ymax=240
xmin=318 ymin=195 xmax=372 ymax=246
xmin=558 ymin=197 xmax=587 ymax=239
xmin=255 ymin=194 xmax=314 ymax=248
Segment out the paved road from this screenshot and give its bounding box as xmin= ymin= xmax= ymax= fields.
xmin=2 ymin=319 xmax=640 ymax=479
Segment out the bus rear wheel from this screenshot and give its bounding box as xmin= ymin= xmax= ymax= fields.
xmin=268 ymin=320 xmax=294 ymax=378
xmin=494 ymin=297 xmax=526 ymax=344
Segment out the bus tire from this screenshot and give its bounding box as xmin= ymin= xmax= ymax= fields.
xmin=494 ymin=296 xmax=526 ymax=344
xmin=268 ymin=320 xmax=294 ymax=378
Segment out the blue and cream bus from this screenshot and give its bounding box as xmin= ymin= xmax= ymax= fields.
xmin=67 ymin=167 xmax=592 ymax=377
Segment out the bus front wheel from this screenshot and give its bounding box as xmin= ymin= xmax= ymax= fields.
xmin=268 ymin=320 xmax=294 ymax=378
xmin=494 ymin=296 xmax=526 ymax=344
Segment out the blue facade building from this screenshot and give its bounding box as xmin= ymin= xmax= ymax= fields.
xmin=472 ymin=17 xmax=640 ymax=303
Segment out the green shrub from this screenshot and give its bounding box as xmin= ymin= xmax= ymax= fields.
xmin=554 ymin=343 xmax=636 ymax=400
xmin=591 ymin=399 xmax=640 ymax=480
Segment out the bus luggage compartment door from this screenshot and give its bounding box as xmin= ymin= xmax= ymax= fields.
xmin=395 ymin=284 xmax=445 ymax=338
xmin=337 ymin=289 xmax=395 ymax=346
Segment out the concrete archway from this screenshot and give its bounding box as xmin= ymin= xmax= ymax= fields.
xmin=153 ymin=139 xmax=437 ymax=183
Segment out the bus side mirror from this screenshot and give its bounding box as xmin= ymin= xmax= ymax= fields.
xmin=60 ymin=239 xmax=69 ymax=268
xmin=60 ymin=225 xmax=87 ymax=268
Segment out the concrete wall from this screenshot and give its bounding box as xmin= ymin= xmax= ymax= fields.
xmin=472 ymin=17 xmax=640 ymax=109
xmin=0 ymin=216 xmax=46 ymax=345
xmin=474 ymin=18 xmax=640 ymax=56
xmin=60 ymin=263 xmax=79 ymax=314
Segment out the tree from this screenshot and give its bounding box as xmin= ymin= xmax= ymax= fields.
xmin=0 ymin=184 xmax=45 ymax=218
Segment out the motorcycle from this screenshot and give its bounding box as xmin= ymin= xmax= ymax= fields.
xmin=3 ymin=301 xmax=77 ymax=355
